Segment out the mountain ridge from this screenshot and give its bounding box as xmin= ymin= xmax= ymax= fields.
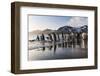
xmin=29 ymin=25 xmax=88 ymax=34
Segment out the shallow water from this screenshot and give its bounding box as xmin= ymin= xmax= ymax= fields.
xmin=28 ymin=41 xmax=88 ymax=60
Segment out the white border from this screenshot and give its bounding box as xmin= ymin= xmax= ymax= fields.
xmin=20 ymin=6 xmax=95 ymax=70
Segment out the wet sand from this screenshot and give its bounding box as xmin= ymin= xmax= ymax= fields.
xmin=28 ymin=41 xmax=88 ymax=60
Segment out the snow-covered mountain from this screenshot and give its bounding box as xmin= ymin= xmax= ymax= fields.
xmin=57 ymin=25 xmax=88 ymax=33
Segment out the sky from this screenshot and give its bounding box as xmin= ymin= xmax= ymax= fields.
xmin=28 ymin=15 xmax=88 ymax=32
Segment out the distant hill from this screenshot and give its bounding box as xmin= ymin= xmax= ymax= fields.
xmin=42 ymin=29 xmax=56 ymax=34
xmin=29 ymin=30 xmax=42 ymax=35
xmin=29 ymin=29 xmax=55 ymax=35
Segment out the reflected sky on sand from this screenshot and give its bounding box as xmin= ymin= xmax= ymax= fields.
xmin=28 ymin=41 xmax=88 ymax=61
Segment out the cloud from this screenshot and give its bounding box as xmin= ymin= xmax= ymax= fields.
xmin=66 ymin=17 xmax=88 ymax=27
